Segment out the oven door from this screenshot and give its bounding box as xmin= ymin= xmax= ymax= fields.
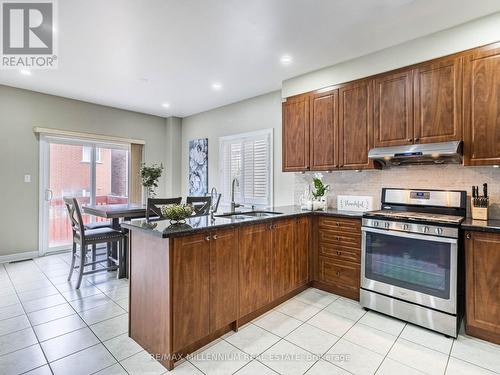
xmin=361 ymin=227 xmax=457 ymax=314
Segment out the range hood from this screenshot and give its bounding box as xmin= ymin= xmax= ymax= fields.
xmin=368 ymin=141 xmax=463 ymax=167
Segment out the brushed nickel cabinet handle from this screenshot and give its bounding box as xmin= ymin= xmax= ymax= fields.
xmin=336 ymin=271 xmax=341 ymax=277
xmin=213 ymin=235 xmax=218 ymax=240
xmin=466 ymin=233 xmax=471 ymax=239
xmin=205 ymin=235 xmax=210 ymax=241
xmin=336 ymin=251 xmax=342 ymax=256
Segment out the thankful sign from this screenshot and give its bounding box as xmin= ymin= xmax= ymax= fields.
xmin=337 ymin=195 xmax=373 ymax=212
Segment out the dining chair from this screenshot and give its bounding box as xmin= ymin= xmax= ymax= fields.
xmin=64 ymin=197 xmax=126 ymax=289
xmin=186 ymin=196 xmax=212 ymax=216
xmin=146 ymin=197 xmax=182 ymax=221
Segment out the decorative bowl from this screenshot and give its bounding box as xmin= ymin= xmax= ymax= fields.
xmin=161 ymin=204 xmax=194 ymax=224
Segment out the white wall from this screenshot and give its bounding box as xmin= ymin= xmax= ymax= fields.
xmin=283 ymin=11 xmax=500 ymax=98
xmin=181 ymin=91 xmax=294 ymax=207
xmin=165 ymin=117 xmax=182 ymax=197
xmin=0 ymin=85 xmax=170 ymax=257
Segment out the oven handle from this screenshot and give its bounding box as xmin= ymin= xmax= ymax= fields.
xmin=361 ymin=226 xmax=458 ymax=244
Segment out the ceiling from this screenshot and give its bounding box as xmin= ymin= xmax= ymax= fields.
xmin=1 ymin=0 xmax=500 ymax=118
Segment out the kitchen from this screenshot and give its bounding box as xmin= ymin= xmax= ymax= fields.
xmin=1 ymin=1 xmax=500 ymax=375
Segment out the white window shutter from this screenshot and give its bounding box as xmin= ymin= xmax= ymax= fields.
xmin=219 ymin=129 xmax=273 ymax=207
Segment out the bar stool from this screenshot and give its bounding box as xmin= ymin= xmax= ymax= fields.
xmin=64 ymin=197 xmax=126 ymax=289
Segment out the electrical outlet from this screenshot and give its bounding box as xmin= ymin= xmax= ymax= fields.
xmin=24 ymin=174 xmax=31 ymax=183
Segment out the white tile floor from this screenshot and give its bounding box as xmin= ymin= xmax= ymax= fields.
xmin=0 ymin=254 xmax=499 ymax=375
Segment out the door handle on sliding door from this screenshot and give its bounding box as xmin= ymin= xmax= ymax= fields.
xmin=45 ymin=189 xmax=53 ymax=201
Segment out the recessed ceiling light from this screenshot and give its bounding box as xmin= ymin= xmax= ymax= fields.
xmin=20 ymin=69 xmax=32 ymax=76
xmin=211 ymin=82 xmax=222 ymax=91
xmin=161 ymin=103 xmax=170 ymax=108
xmin=280 ymin=55 xmax=293 ymax=65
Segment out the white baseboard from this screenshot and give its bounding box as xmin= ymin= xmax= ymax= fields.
xmin=0 ymin=251 xmax=40 ymax=264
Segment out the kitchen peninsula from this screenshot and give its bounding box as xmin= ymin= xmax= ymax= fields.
xmin=122 ymin=206 xmax=362 ymax=370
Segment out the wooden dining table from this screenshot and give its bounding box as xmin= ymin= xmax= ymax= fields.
xmin=82 ymin=203 xmax=147 ymax=279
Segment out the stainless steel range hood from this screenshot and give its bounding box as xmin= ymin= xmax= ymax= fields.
xmin=368 ymin=141 xmax=463 ymax=167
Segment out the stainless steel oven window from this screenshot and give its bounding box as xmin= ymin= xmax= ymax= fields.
xmin=361 ymin=227 xmax=458 ymax=313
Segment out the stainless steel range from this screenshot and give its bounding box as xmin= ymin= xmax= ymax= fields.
xmin=360 ymin=188 xmax=467 ymax=337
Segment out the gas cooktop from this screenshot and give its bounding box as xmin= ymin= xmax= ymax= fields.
xmin=364 ymin=210 xmax=465 ymax=225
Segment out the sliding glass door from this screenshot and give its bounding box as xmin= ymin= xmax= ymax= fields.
xmin=39 ymin=136 xmax=130 ymax=255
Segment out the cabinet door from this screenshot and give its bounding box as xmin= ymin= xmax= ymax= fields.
xmin=464 ymin=45 xmax=500 ymax=166
xmin=210 ymin=228 xmax=238 ymax=332
xmin=272 ymin=219 xmax=296 ymax=299
xmin=172 ymin=233 xmax=210 ymax=351
xmin=465 ymin=232 xmax=500 ymax=344
xmin=238 ymin=223 xmax=272 ymax=317
xmin=282 ymin=95 xmax=310 ymax=171
xmin=294 ymin=216 xmax=310 ymax=288
xmin=339 ymin=80 xmax=373 ymax=169
xmin=374 ymin=70 xmax=414 ymax=147
xmin=310 ymin=90 xmax=338 ymax=170
xmin=413 ymin=57 xmax=462 ymax=144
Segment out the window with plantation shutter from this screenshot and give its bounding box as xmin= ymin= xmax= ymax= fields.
xmin=219 ymin=129 xmax=273 ymax=207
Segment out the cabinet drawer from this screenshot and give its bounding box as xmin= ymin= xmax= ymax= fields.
xmin=319 ymin=230 xmax=361 ymax=249
xmin=318 ymin=257 xmax=360 ymax=288
xmin=318 ymin=242 xmax=360 ymax=263
xmin=318 ymin=217 xmax=361 ymax=233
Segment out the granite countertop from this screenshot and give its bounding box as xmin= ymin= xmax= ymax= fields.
xmin=461 ymin=218 xmax=500 ymax=234
xmin=121 ymin=205 xmax=363 ymax=238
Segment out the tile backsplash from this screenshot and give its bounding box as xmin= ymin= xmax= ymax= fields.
xmin=294 ymin=165 xmax=500 ymax=219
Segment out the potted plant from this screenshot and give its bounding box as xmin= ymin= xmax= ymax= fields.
xmin=311 ymin=173 xmax=329 ymax=211
xmin=140 ymin=163 xmax=164 ymax=201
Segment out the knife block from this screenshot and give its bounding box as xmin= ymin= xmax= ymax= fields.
xmin=472 ymin=205 xmax=488 ymax=221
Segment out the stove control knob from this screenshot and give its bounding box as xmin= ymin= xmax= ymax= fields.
xmin=403 ymin=224 xmax=409 ymax=231
xmin=435 ymin=228 xmax=444 ymax=235
xmin=384 ymin=222 xmax=390 ymax=229
xmin=373 ymin=221 xmax=379 ymax=227
xmin=423 ymin=226 xmax=430 ymax=233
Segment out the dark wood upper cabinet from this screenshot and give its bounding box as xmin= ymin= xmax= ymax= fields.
xmin=339 ymin=80 xmax=373 ymax=169
xmin=374 ymin=70 xmax=414 ymax=147
xmin=238 ymin=223 xmax=272 ymax=317
xmin=413 ymin=57 xmax=463 ymax=144
xmin=309 ymin=90 xmax=338 ymax=170
xmin=464 ymin=45 xmax=500 ymax=165
xmin=465 ymin=231 xmax=500 ymax=345
xmin=282 ymin=95 xmax=310 ymax=171
xmin=172 ymin=234 xmax=210 ymax=351
xmin=209 ymin=228 xmax=238 ymax=333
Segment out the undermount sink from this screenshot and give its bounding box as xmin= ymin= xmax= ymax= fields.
xmin=216 ymin=214 xmax=251 ymax=221
xmin=241 ymin=211 xmax=283 ymax=217
xmin=216 ymin=211 xmax=283 ymax=219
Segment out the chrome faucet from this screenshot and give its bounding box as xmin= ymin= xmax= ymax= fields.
xmin=209 ymin=187 xmax=218 ymax=221
xmin=230 ymin=177 xmax=242 ymax=213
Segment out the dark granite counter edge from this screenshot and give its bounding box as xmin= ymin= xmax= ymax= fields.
xmin=460 ymin=219 xmax=500 ymax=234
xmin=121 ymin=207 xmax=363 ymax=239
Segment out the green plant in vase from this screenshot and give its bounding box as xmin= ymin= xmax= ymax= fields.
xmin=140 ymin=163 xmax=164 ymax=199
xmin=311 ymin=173 xmax=329 ymax=210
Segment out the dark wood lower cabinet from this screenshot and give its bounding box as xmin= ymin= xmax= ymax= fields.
xmin=294 ymin=216 xmax=310 ymax=287
xmin=129 ymin=214 xmax=361 ymax=371
xmin=313 ymin=216 xmax=361 ymax=301
xmin=272 ymin=219 xmax=296 ymax=299
xmin=172 ymin=234 xmax=210 ymax=352
xmin=209 ymin=228 xmax=239 ymax=332
xmin=465 ymin=231 xmax=500 ymax=345
xmin=239 ymin=223 xmax=272 ymax=317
